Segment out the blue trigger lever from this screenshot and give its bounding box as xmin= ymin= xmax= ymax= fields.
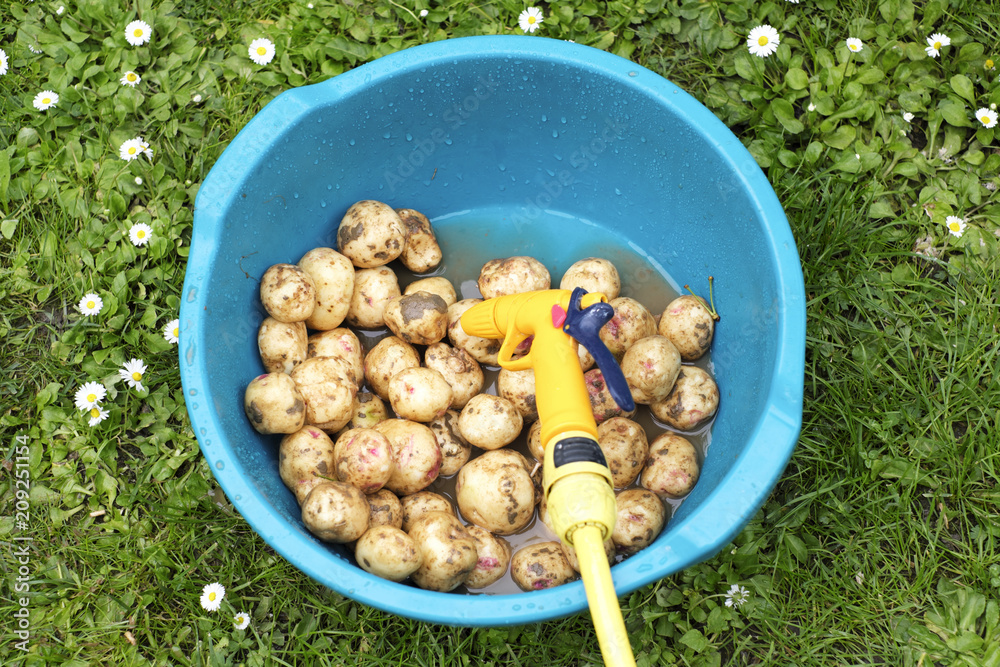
xmin=562 ymin=288 xmax=636 ymax=412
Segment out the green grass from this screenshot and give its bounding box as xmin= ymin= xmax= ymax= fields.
xmin=3 ymin=0 xmax=1000 ymax=665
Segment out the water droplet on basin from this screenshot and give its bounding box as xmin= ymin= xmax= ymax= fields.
xmin=186 ymin=287 xmax=197 ymax=302
xmin=293 ymin=193 xmax=299 ymax=199
xmin=349 ymin=139 xmax=356 ymax=146
xmin=615 ymin=188 xmax=622 ymax=195
xmin=628 ymin=71 xmax=638 ymax=77
xmin=383 ymin=132 xmax=391 ymax=139
xmin=552 ymin=130 xmax=558 ymax=138
xmin=216 ymin=461 xmax=224 ymax=470
xmin=406 ymin=133 xmax=413 ymax=141
xmin=498 ymin=164 xmax=506 ymax=171
xmin=189 ymin=389 xmax=197 ymax=396
xmin=541 ymin=114 xmax=547 ymax=122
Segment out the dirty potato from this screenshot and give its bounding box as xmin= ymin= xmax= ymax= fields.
xmin=396 ymin=208 xmax=443 ymax=274
xmin=511 ymin=542 xmax=578 ymax=591
xmin=388 ymin=367 xmax=454 ymax=423
xmin=428 ymin=410 xmax=472 ymax=477
xmin=337 ymin=200 xmax=406 ymax=269
xmin=464 ymin=525 xmax=512 ymax=589
xmin=278 ymin=426 xmax=336 ymax=504
xmin=333 ymin=427 xmax=395 ymax=494
xmin=559 ymin=257 xmax=621 ymax=301
xmin=612 ymin=488 xmax=667 ymax=555
xmin=408 ymin=511 xmax=479 ymax=592
xmin=244 ymin=373 xmax=306 ymax=435
xmin=307 ymin=328 xmax=365 ymax=386
xmin=497 ymin=367 xmax=538 ymax=423
xmin=374 ymin=419 xmax=442 ymax=496
xmin=367 ymin=488 xmax=403 ymax=529
xmin=300 ymin=481 xmax=370 ymax=543
xmin=596 ymin=417 xmax=649 ymax=489
xmin=363 ymin=336 xmax=421 ymax=400
xmin=400 ymin=491 xmax=454 ymax=532
xmin=650 ymin=366 xmax=719 ymax=431
xmin=640 ymin=432 xmax=700 ymax=499
xmin=561 ymin=536 xmax=616 ymax=573
xmin=260 ymin=263 xmax=317 ymax=323
xmin=599 ymin=297 xmax=656 ymax=359
xmin=424 ymin=343 xmax=484 ymax=409
xmin=478 ymin=256 xmax=551 ymax=299
xmin=527 ymin=419 xmax=545 ymax=462
xmin=383 ymin=291 xmax=449 ymax=345
xmin=404 ymin=276 xmax=457 ymax=307
xmin=355 ymin=525 xmax=423 ymax=582
xmin=447 ymin=298 xmax=502 ymax=366
xmin=458 ymin=394 xmax=523 ymax=450
xmin=584 ymin=368 xmax=636 ymax=424
xmin=456 ymin=449 xmax=535 ymax=535
xmin=657 ymin=295 xmax=715 ymax=361
xmin=346 ymin=267 xmax=401 ymax=329
xmin=349 ymin=391 xmax=389 ymax=430
xmin=621 ymin=335 xmax=682 ymax=405
xmin=290 ymin=357 xmax=358 ymax=432
xmin=298 ymin=247 xmax=355 ymax=330
xmin=258 ymin=318 xmax=308 ymax=374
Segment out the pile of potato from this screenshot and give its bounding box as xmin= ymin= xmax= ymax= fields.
xmin=243 ymin=199 xmax=720 ymax=593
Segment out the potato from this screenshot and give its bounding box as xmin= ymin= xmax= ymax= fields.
xmin=396 ymin=208 xmax=443 ymax=273
xmin=598 ymin=297 xmax=656 ymax=358
xmin=279 ymin=426 xmax=336 ymax=504
xmin=596 ymin=417 xmax=649 ymax=489
xmin=333 ymin=428 xmax=395 ymax=494
xmin=456 ymin=449 xmax=534 ymax=535
xmin=584 ymin=369 xmax=636 ymax=424
xmin=428 ymin=410 xmax=472 ymax=477
xmin=478 ymin=256 xmax=551 ymax=299
xmin=349 ymin=391 xmax=388 ymax=430
xmin=640 ymin=432 xmax=700 ymax=498
xmin=447 ymin=299 xmax=502 ymax=366
xmin=400 ymin=491 xmax=453 ymax=532
xmin=307 ymin=328 xmax=365 ymax=386
xmin=337 ymin=200 xmax=406 ymax=268
xmin=658 ymin=295 xmax=715 ymax=361
xmin=298 ymin=247 xmax=355 ymax=330
xmin=404 ymin=276 xmax=457 ymax=307
xmin=244 ymin=373 xmax=306 ymax=435
xmin=510 ymin=542 xmax=578 ymax=591
xmin=388 ymin=367 xmax=453 ymax=422
xmin=383 ymin=292 xmax=449 ymax=345
xmin=258 ymin=318 xmax=308 ymax=374
xmin=527 ymin=419 xmax=545 ymax=462
xmin=577 ymin=343 xmax=596 ymax=372
xmin=497 ymin=367 xmax=539 ymax=422
xmin=424 ymin=343 xmax=484 ymax=409
xmin=363 ymin=336 xmax=421 ymax=400
xmin=559 ymin=257 xmax=621 ymax=301
xmin=355 ymin=525 xmax=423 ymax=582
xmin=650 ymin=366 xmax=719 ymax=431
xmin=464 ymin=525 xmax=512 ymax=589
xmin=290 ymin=357 xmax=358 ymax=432
xmin=374 ymin=419 xmax=442 ymax=496
xmin=612 ymin=488 xmax=666 ymax=555
xmin=367 ymin=488 xmax=403 ymax=528
xmin=347 ymin=267 xmax=401 ymax=329
xmin=458 ymin=394 xmax=523 ymax=450
xmin=260 ymin=263 xmax=317 ymax=323
xmin=301 ymin=481 xmax=370 ymax=543
xmin=561 ymin=536 xmax=615 ymax=573
xmin=621 ymin=335 xmax=682 ymax=405
xmin=408 ymin=511 xmax=479 ymax=592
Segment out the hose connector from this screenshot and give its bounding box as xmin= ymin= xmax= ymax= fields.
xmin=543 ymin=432 xmax=616 ymax=546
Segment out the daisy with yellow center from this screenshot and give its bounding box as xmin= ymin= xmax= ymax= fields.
xmin=164 ymin=318 xmax=180 ymax=345
xmin=846 ymin=38 xmax=863 ymax=53
xmin=88 ymin=406 xmax=109 ymax=427
xmin=233 ymin=611 xmax=250 ymax=630
xmin=925 ymin=33 xmax=950 ymax=58
xmin=200 ymin=583 xmax=226 ymax=612
xmin=986 ymin=59 xmax=996 ymax=71
xmin=125 ymin=20 xmax=152 ymax=46
xmin=248 ymin=38 xmax=276 ymax=65
xmin=945 ymin=216 xmax=967 ymax=238
xmin=130 ymin=222 xmax=153 ymax=247
xmin=75 ymin=381 xmax=107 ymax=410
xmin=119 ymin=358 xmax=147 ymax=392
xmin=747 ymin=25 xmax=780 ymax=58
xmin=976 ymin=107 xmax=998 ymax=129
xmin=79 ymin=292 xmax=104 ymax=315
xmin=33 ymin=90 xmax=59 ymax=111
xmin=119 ymin=138 xmax=144 ymax=162
xmin=120 ymin=71 xmax=141 ymax=87
xmin=0 ymin=48 xmax=9 ymax=76
xmin=518 ymin=7 xmax=544 ymax=33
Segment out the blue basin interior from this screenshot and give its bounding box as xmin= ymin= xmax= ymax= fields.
xmin=180 ymin=35 xmax=805 ymax=626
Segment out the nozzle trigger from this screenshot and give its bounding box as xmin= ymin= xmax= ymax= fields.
xmin=563 ymin=288 xmax=636 ymax=412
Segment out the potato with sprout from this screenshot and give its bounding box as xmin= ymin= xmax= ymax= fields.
xmin=333 ymin=428 xmax=395 ymax=494
xmin=383 ymin=291 xmax=449 ymax=345
xmin=301 ymin=481 xmax=370 ymax=543
xmin=363 ymin=336 xmax=421 ymax=400
xmin=497 ymin=367 xmax=538 ymax=423
xmin=511 ymin=542 xmax=578 ymax=591
xmin=244 ymin=373 xmax=306 ymax=435
xmin=337 ymin=200 xmax=406 ymax=268
xmin=258 ymin=318 xmax=308 ymax=375
xmin=658 ymin=294 xmax=715 ymax=361
xmin=408 ymin=511 xmax=479 ymax=592
xmin=355 ymin=525 xmax=423 ymax=582
xmin=641 ymin=432 xmax=700 ymax=499
xmin=464 ymin=525 xmax=512 ymax=589
xmin=424 ymin=343 xmax=483 ymax=409
xmin=478 ymin=256 xmax=551 ymax=299
xmin=307 ymin=328 xmax=365 ymax=386
xmin=599 ymin=297 xmax=656 ymax=359
xmin=404 ymin=276 xmax=457 ymax=307
xmin=456 ymin=449 xmax=534 ymax=535
xmin=279 ymin=426 xmax=336 ymax=504
xmin=596 ymin=417 xmax=649 ymax=489
xmin=400 ymin=491 xmax=454 ymax=531
xmin=428 ymin=410 xmax=472 ymax=477
xmin=559 ymin=257 xmax=620 ymax=301
xmin=298 ymin=247 xmax=355 ymax=330
xmin=388 ymin=367 xmax=453 ymax=423
xmin=447 ymin=299 xmax=502 ymax=366
xmin=612 ymin=488 xmax=666 ymax=555
xmin=396 ymin=208 xmax=443 ymax=273
xmin=260 ymin=263 xmax=317 ymax=323
xmin=651 ymin=366 xmax=719 ymax=431
xmin=374 ymin=419 xmax=442 ymax=496
xmin=458 ymin=394 xmax=523 ymax=450
xmin=347 ymin=267 xmax=401 ymax=329
xmin=621 ymin=335 xmax=682 ymax=405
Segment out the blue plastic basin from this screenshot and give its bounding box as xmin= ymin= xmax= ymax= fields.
xmin=180 ymin=35 xmax=805 ymax=627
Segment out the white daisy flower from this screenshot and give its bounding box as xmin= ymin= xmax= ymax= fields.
xmin=57 ymin=5 xmax=64 ymax=14
xmin=0 ymin=48 xmax=9 ymax=76
xmin=135 ymin=176 xmax=143 ymax=185
xmin=136 ymin=136 xmax=153 ymax=159
xmin=248 ymin=38 xmax=276 ymax=66
xmin=233 ymin=611 xmax=250 ymax=630
xmin=88 ymin=406 xmax=110 ymax=426
xmin=120 ymin=71 xmax=141 ymax=87
xmin=74 ymin=381 xmax=107 ymax=410
xmin=119 ymin=138 xmax=144 ymax=161
xmin=164 ymin=319 xmax=180 ymax=344
xmin=119 ymin=358 xmax=147 ymax=392
xmin=846 ymin=38 xmax=863 ymax=53
xmin=307 ymin=2 xmax=314 ymax=7
xmin=79 ymin=293 xmax=104 ymax=315
xmin=903 ymin=112 xmax=914 ymax=122
xmin=193 ymin=94 xmax=203 ymax=103
xmin=125 ymin=20 xmax=152 ymax=46
xmin=518 ymin=7 xmax=544 ymax=33
xmin=129 ymin=222 xmax=153 ymax=246
xmin=945 ymin=216 xmax=967 ymax=238
xmin=807 ymin=102 xmax=816 ymax=112
xmin=925 ymin=33 xmax=950 ymax=58
xmin=747 ymin=25 xmax=780 ymax=58
xmin=976 ymin=107 xmax=998 ymax=128
xmin=200 ymin=583 xmax=226 ymax=612
xmin=724 ymin=584 xmax=750 ymax=608
xmin=33 ymin=90 xmax=59 ymax=111
xmin=420 ymin=9 xmax=428 ymax=17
